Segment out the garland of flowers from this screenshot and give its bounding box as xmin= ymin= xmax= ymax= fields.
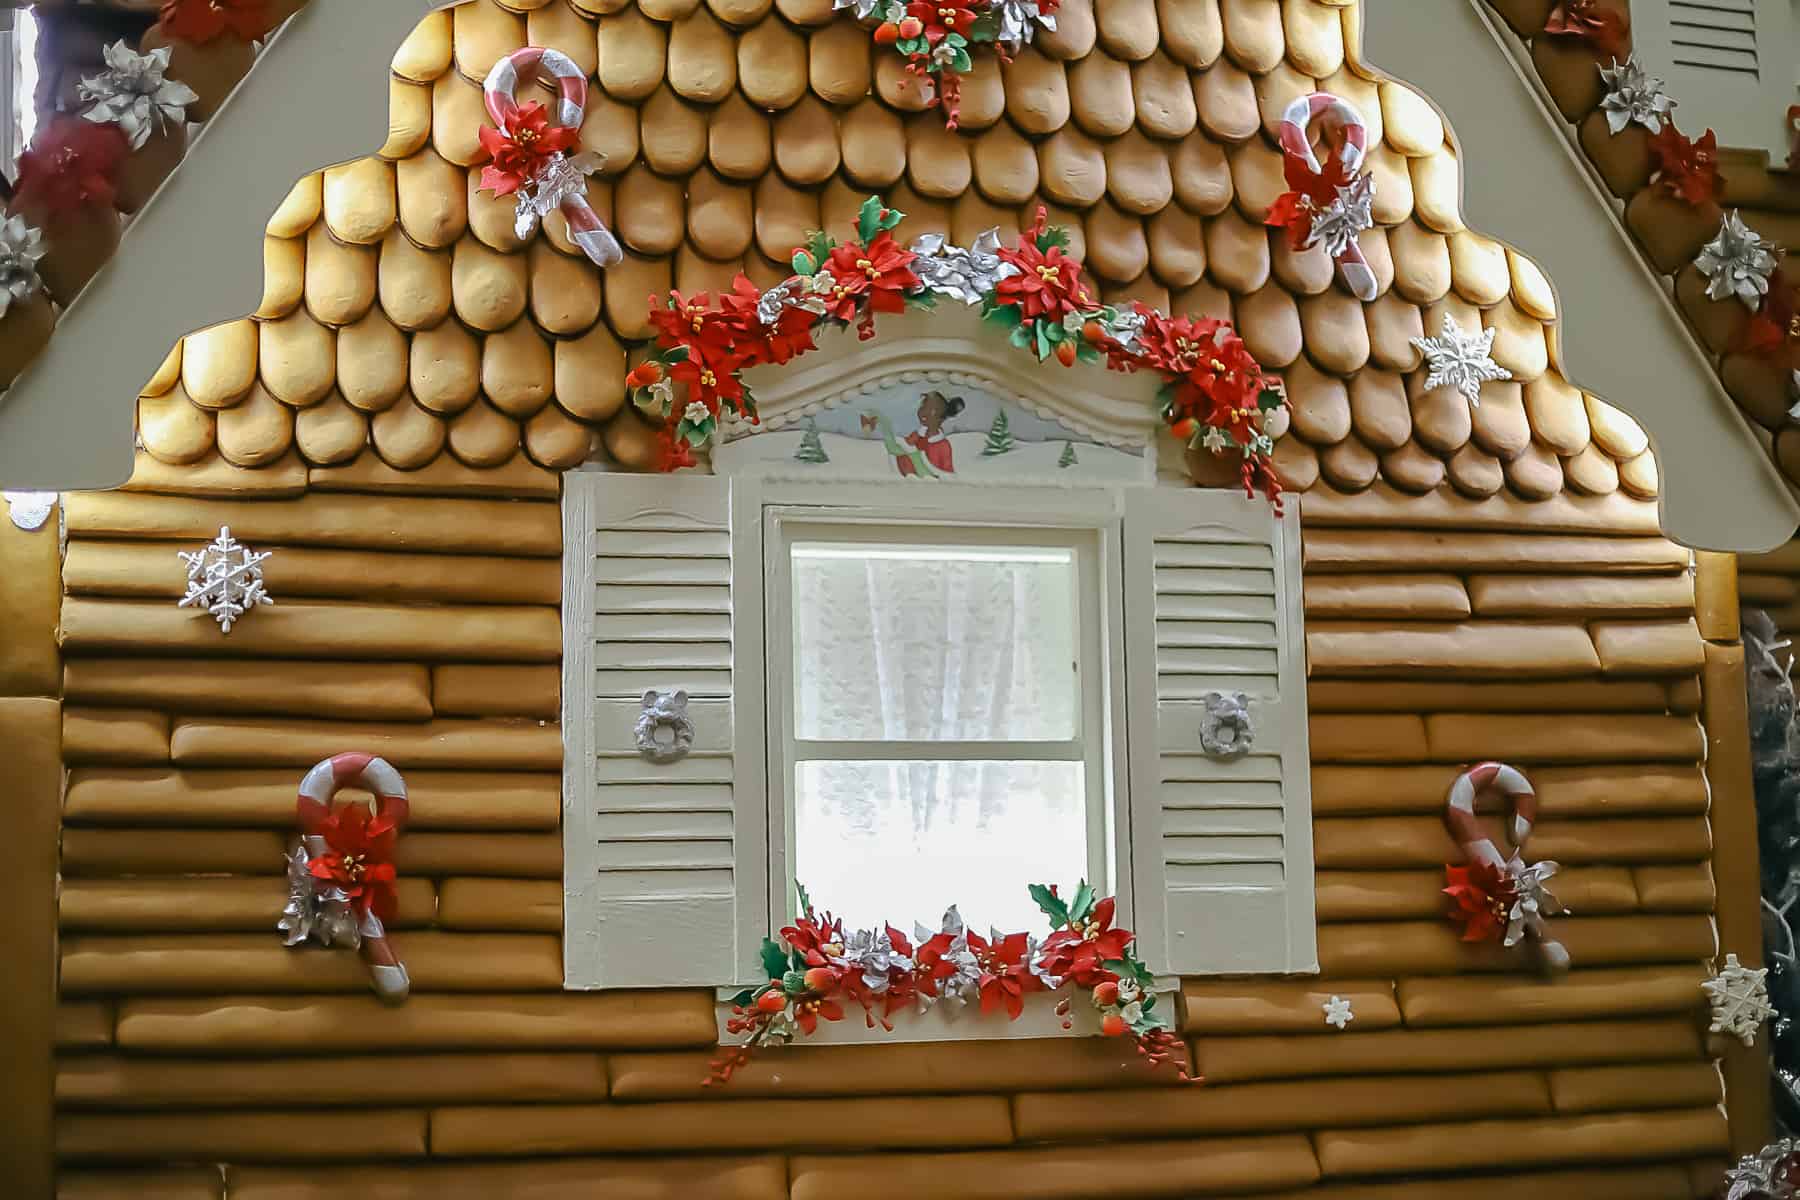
xmin=706 ymin=881 xmax=1196 ymax=1086
xmin=835 ymin=0 xmax=1059 ymax=129
xmin=631 ymin=196 xmax=1289 ymax=509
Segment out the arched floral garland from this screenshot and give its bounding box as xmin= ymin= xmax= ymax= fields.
xmin=630 ymin=197 xmax=1289 ymax=510
xmin=707 ymin=880 xmax=1195 ymax=1086
xmin=834 ymin=0 xmax=1060 ymax=128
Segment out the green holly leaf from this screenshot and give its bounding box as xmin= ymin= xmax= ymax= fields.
xmin=968 ymin=10 xmax=999 ymax=39
xmin=795 ymin=880 xmax=813 ymax=916
xmin=874 ymin=202 xmax=905 ymax=233
xmin=1036 ymin=224 xmax=1072 ymax=253
xmin=782 ymin=969 xmax=808 ymax=995
xmin=791 ymin=249 xmax=818 ymax=276
xmin=760 ymin=938 xmax=790 ymax=982
xmin=857 ymin=195 xmax=884 ymax=246
xmin=1008 ymin=323 xmax=1034 ymax=350
xmin=897 ymin=36 xmax=929 ymax=56
xmin=908 ymin=289 xmax=937 ymax=310
xmin=1069 ymin=880 xmax=1096 ymax=923
xmin=804 ymin=230 xmax=833 ymax=266
xmin=1033 ymin=320 xmax=1051 ymax=360
xmin=663 ymin=344 xmax=690 ymax=365
xmin=947 ymin=46 xmax=973 ymax=73
xmin=730 ymin=988 xmax=755 ymax=1007
xmin=1029 ymin=883 xmax=1071 ymax=928
xmin=983 ymin=300 xmax=1022 ymax=328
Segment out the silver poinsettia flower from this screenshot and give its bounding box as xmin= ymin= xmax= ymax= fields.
xmin=515 ymin=151 xmax=603 ymax=241
xmin=1724 ymin=1138 xmax=1800 ymax=1200
xmin=78 ymin=41 xmax=199 ymax=151
xmin=756 ymin=275 xmax=828 ymax=326
xmin=1501 ymin=853 xmax=1564 ymax=949
xmin=839 ymin=926 xmax=916 ymax=992
xmin=1307 ymin=172 xmax=1376 ymax=261
xmin=914 ymin=905 xmax=983 ymax=1014
xmin=992 ymin=0 xmax=1058 ymax=47
xmin=277 ymin=841 xmax=361 ymax=948
xmin=1696 ymin=210 xmax=1779 ymax=310
xmin=910 ymin=228 xmax=1020 ymax=305
xmin=0 ymin=215 xmax=47 ymax=320
xmin=1598 ymin=56 xmax=1673 ymax=135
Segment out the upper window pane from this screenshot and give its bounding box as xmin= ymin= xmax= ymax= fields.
xmin=790 ymin=541 xmax=1079 ymax=741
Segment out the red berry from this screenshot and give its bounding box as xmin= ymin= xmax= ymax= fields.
xmin=873 ymin=21 xmax=900 ymax=44
xmin=1092 ymin=980 xmax=1119 ymax=1006
xmin=898 ymin=16 xmax=923 ymax=38
xmin=755 ymin=990 xmax=787 ymax=1014
xmin=1055 ymin=340 xmax=1078 ymax=367
xmin=803 ymin=966 xmax=836 ymax=993
xmin=1101 ymin=1013 xmax=1127 ymax=1037
xmin=1170 ymin=417 xmax=1199 ymax=440
xmin=1082 ymin=320 xmax=1106 ymax=345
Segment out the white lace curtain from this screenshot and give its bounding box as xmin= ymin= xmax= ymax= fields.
xmin=787 ymin=546 xmax=1089 ymax=930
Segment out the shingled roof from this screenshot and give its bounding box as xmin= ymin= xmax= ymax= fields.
xmin=110 ymin=0 xmax=1683 ymax=510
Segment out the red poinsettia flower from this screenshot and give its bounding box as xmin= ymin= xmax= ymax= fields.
xmin=1743 ymin=269 xmax=1798 ymax=357
xmin=160 ymin=0 xmax=274 ymax=44
xmin=971 ymin=930 xmax=1043 ymax=1019
xmin=477 ymin=101 xmax=578 ymax=197
xmin=307 ymin=802 xmax=401 ymax=922
xmin=1543 ymin=0 xmax=1628 ymax=57
xmin=793 ymin=995 xmax=845 ymax=1035
xmin=1037 ymin=896 xmax=1134 ymax=987
xmin=716 ymin=274 xmax=817 ymax=366
xmin=994 ymin=237 xmax=1093 ymax=323
xmin=656 ymin=427 xmax=698 ymax=472
xmin=1648 ymin=126 xmax=1723 ymax=207
xmin=905 ymin=0 xmax=979 ymax=42
xmin=821 ymin=231 xmax=920 ymax=336
xmin=13 ymin=118 xmax=130 ymax=217
xmin=1443 ymin=860 xmax=1516 ymax=945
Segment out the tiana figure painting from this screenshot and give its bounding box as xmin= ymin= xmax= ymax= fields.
xmin=861 ymin=390 xmax=967 ymax=477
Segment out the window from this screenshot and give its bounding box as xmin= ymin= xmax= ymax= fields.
xmin=768 ymin=519 xmax=1115 ymax=935
xmin=1631 ymin=0 xmax=1798 ymax=164
xmin=561 ymin=471 xmax=1315 ymax=993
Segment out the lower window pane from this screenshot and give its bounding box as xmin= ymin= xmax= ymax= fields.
xmin=792 ymin=759 xmax=1090 ymax=934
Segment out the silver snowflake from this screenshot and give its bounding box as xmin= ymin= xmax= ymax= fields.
xmin=1696 ymin=210 xmax=1779 ymax=310
xmin=0 ymin=214 xmax=47 ymax=320
xmin=992 ymin=0 xmax=1057 ymax=47
xmin=79 ymin=41 xmax=198 ymax=150
xmin=1703 ymin=953 xmax=1775 ymax=1047
xmin=1725 ymin=1138 xmax=1800 ymax=1200
xmin=1322 ymin=995 xmax=1354 ymax=1029
xmin=1598 ymin=56 xmax=1673 ymax=136
xmin=1411 ymin=313 xmax=1512 ymax=407
xmin=178 ymin=526 xmax=273 ymax=633
xmin=1307 ymin=172 xmax=1376 ymax=261
xmin=910 ymin=229 xmax=1020 ymax=305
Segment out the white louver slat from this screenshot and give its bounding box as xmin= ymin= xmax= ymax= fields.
xmin=1123 ymin=490 xmax=1316 ymax=976
xmin=563 ymin=473 xmax=757 ymax=988
xmin=1632 ymin=0 xmax=1797 ymax=163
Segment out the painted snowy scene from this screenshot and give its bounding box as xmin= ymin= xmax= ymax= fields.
xmin=713 ymin=377 xmax=1150 ymax=483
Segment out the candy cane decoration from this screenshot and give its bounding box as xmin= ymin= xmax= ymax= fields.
xmin=480 ymin=46 xmax=622 ymax=268
xmin=281 ymin=753 xmax=412 ymax=1002
xmin=1443 ymin=762 xmax=1569 ymax=975
xmin=1272 ymin=92 xmax=1378 ymax=302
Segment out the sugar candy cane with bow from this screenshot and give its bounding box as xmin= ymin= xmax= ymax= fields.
xmin=1442 ymin=761 xmax=1569 ymax=975
xmin=1270 ymin=92 xmax=1379 ymax=302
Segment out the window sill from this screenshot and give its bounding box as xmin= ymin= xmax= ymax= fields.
xmin=713 ymin=984 xmax=1179 ymax=1046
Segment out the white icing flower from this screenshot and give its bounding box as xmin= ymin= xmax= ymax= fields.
xmin=1115 ymin=976 xmax=1142 ymax=1004
xmin=683 ymin=401 xmax=711 ymax=425
xmin=1119 ymin=1000 xmax=1144 ymax=1024
xmin=645 ymin=377 xmax=675 ymax=412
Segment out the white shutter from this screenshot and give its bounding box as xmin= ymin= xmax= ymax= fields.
xmin=1122 ymin=489 xmax=1316 ymax=976
xmin=1633 ymin=1 xmax=1798 ymax=163
xmin=562 ymin=473 xmax=764 ymax=988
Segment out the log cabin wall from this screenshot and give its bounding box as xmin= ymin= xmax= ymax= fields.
xmin=45 ymin=468 xmax=1740 ymax=1199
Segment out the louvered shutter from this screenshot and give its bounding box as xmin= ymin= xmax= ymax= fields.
xmin=1122 ymin=488 xmax=1316 ymax=976
xmin=562 ymin=473 xmax=763 ymax=988
xmin=1633 ymin=1 xmax=1797 ymax=161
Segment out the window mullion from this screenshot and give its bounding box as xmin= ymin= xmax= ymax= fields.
xmin=789 ymin=739 xmax=1086 ymax=763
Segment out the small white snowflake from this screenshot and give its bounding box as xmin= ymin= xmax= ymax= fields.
xmin=1323 ymin=995 xmax=1354 ymax=1030
xmin=178 ymin=526 xmax=273 ymax=634
xmin=1703 ymin=953 xmax=1775 ymax=1047
xmin=1411 ymin=313 xmax=1513 ymax=407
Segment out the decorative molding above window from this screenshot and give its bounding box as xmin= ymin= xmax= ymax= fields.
xmin=1633 ymin=0 xmax=1799 ymax=164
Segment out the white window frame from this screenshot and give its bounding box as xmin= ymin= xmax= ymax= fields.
xmin=753 ymin=484 xmax=1134 ymax=937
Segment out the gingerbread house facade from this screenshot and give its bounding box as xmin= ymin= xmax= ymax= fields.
xmin=0 ymin=1 xmax=1792 ymax=1197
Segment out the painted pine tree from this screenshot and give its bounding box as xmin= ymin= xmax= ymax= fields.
xmin=982 ymin=408 xmax=1015 ymax=456
xmin=1057 ymin=441 xmax=1078 ymax=469
xmin=794 ymin=419 xmax=829 ymax=464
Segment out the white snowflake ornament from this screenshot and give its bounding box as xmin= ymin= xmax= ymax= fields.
xmin=1598 ymin=57 xmax=1673 ymax=135
xmin=1696 ymin=211 xmax=1779 ymax=310
xmin=1703 ymin=953 xmax=1775 ymax=1047
xmin=178 ymin=526 xmax=273 ymax=634
xmin=1323 ymin=995 xmax=1354 ymax=1030
xmin=1411 ymin=313 xmax=1513 ymax=407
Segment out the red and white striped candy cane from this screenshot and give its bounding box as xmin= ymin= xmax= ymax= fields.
xmin=1444 ymin=761 xmax=1570 ymax=973
xmin=1277 ymin=92 xmax=1378 ymax=302
xmin=298 ymin=753 xmax=411 ymax=1003
xmin=482 ymin=46 xmax=623 ymax=268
